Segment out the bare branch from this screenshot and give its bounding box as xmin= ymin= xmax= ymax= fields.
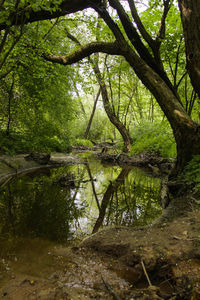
xmin=43 ymin=41 xmax=122 ymax=65
xmin=156 ymin=0 xmax=171 ymax=42
xmin=176 ymin=70 xmax=187 ymax=89
xmin=65 ymin=28 xmax=81 ymax=46
xmin=42 ymin=18 xmax=60 ymax=41
xmin=173 ymin=37 xmax=183 ymax=88
xmin=127 ymin=0 xmax=155 ymax=49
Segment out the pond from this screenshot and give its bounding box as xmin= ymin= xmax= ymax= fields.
xmin=0 ymin=155 xmax=162 ymax=243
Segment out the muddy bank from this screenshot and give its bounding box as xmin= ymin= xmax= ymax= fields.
xmin=0 ymin=153 xmax=86 ymax=186
xmin=96 ymin=152 xmax=174 ymax=176
xmin=81 ymin=207 xmax=200 ymax=299
xmin=0 ymin=151 xmax=173 ymax=188
xmin=1 ymin=208 xmax=200 ymax=299
xmin=0 ymin=151 xmax=174 ymax=183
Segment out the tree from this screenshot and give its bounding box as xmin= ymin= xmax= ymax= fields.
xmin=0 ymin=17 xmax=77 ymax=153
xmin=178 ymin=0 xmax=200 ymax=100
xmin=1 ymin=0 xmax=200 ymax=177
xmin=64 ymin=25 xmax=132 ymax=150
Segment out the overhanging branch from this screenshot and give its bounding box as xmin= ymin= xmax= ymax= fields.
xmin=43 ymin=41 xmax=122 ymax=65
xmin=0 ymin=0 xmax=99 ymax=30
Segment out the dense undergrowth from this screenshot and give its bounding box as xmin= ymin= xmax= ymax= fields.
xmin=179 ymin=155 xmax=200 ymax=195
xmin=130 ymin=120 xmax=176 ymax=158
xmin=0 ymin=120 xmax=177 ymax=158
xmin=0 ymin=130 xmax=71 ymax=155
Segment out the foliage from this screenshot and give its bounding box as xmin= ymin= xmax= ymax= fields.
xmin=0 ymin=130 xmax=70 ymax=154
xmin=0 ymin=19 xmax=78 ymax=154
xmin=74 ymin=138 xmax=93 ymax=148
xmin=180 ymin=155 xmax=200 ymax=194
xmin=130 ymin=120 xmax=176 ymax=158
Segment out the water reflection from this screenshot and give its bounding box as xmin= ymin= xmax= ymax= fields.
xmin=0 ymin=159 xmax=162 ymax=242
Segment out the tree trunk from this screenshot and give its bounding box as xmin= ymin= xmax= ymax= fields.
xmin=178 ymin=0 xmax=200 ymax=99
xmin=92 ymin=61 xmax=132 ymax=152
xmin=41 ymin=0 xmax=200 ymax=175
xmin=94 ymin=4 xmax=200 ymax=174
xmin=6 ymin=73 xmax=14 ymax=136
xmin=173 ymin=125 xmax=200 ymax=178
xmin=84 ymin=88 xmax=101 ymax=139
xmin=123 ymin=45 xmax=200 ymax=175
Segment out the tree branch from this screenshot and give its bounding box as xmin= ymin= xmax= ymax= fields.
xmin=43 ymin=41 xmax=122 ymax=65
xmin=156 ymin=0 xmax=171 ymax=42
xmin=0 ymin=27 xmax=23 ymax=70
xmin=0 ymin=65 xmax=16 ymax=80
xmin=65 ymin=28 xmax=81 ymax=46
xmin=89 ymin=0 xmax=126 ymax=45
xmin=97 ymin=0 xmax=179 ymax=101
xmin=0 ymin=0 xmax=96 ymax=30
xmin=0 ymin=27 xmax=9 ymax=54
xmin=108 ymin=0 xmax=156 ymax=66
xmin=127 ymin=0 xmax=155 ymax=50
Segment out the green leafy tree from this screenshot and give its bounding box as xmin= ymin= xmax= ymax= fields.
xmin=0 ymin=18 xmax=77 ymax=153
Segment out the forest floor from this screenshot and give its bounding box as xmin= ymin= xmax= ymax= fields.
xmin=0 ymin=151 xmax=200 ymax=299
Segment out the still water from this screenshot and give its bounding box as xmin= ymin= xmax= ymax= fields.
xmin=0 ymin=157 xmax=162 ymax=242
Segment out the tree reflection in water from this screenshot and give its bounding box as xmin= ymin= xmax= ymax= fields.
xmin=0 ymin=160 xmax=162 ymax=242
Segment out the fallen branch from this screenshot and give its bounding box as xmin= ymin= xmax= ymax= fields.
xmin=141 ymin=260 xmax=152 ymax=286
xmin=101 ymin=275 xmax=121 ymax=300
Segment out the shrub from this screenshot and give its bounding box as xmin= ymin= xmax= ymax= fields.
xmin=0 ymin=130 xmax=71 ymax=154
xmin=130 ymin=120 xmax=176 ymax=158
xmin=74 ymin=138 xmax=93 ymax=147
xmin=180 ymin=155 xmax=200 ymax=194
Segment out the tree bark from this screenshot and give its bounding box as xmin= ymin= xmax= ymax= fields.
xmin=0 ymin=0 xmax=92 ymax=31
xmin=178 ymin=0 xmax=200 ymax=99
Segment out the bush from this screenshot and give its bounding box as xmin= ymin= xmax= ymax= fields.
xmin=130 ymin=120 xmax=176 ymax=158
xmin=181 ymin=155 xmax=200 ymax=194
xmin=0 ymin=131 xmax=71 ymax=155
xmin=74 ymin=138 xmax=93 ymax=147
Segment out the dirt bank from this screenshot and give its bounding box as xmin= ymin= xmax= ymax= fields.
xmin=1 ymin=205 xmax=200 ymax=299
xmin=0 ymin=153 xmax=86 ymax=186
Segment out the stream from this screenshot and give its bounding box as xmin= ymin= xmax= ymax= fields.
xmin=0 ymin=154 xmax=162 ymax=243
xmin=1 ymin=155 xmax=199 ymax=300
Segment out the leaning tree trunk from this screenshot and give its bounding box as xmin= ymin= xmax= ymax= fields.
xmin=63 ymin=27 xmax=132 ymax=152
xmin=92 ymin=60 xmax=132 ymax=152
xmin=123 ymin=46 xmax=200 ymax=177
xmin=178 ymin=0 xmax=200 ymax=100
xmin=93 ymin=3 xmax=200 ymax=176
